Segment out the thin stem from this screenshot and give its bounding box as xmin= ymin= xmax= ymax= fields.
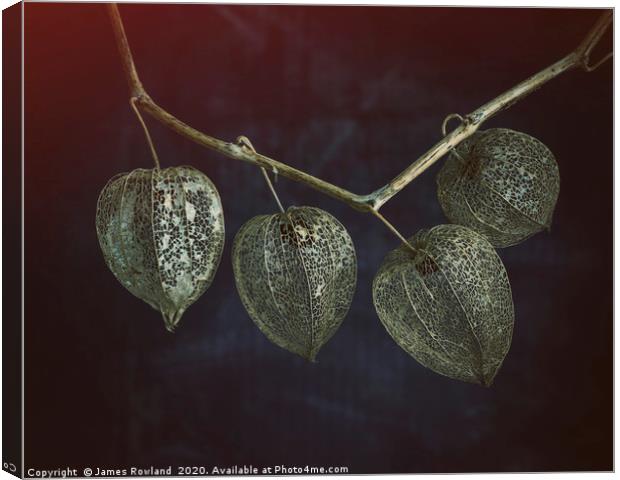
xmin=237 ymin=136 xmax=286 ymax=213
xmin=260 ymin=169 xmax=286 ymax=213
xmin=107 ymin=4 xmax=611 ymax=215
xmin=371 ymin=210 xmax=417 ymax=254
xmin=130 ymin=97 xmax=161 ymax=169
xmin=584 ymin=51 xmax=613 ymax=72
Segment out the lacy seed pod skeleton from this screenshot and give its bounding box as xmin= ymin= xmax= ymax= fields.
xmin=437 ymin=128 xmax=560 ymax=248
xmin=96 ymin=165 xmax=225 ymax=331
xmin=232 ymin=206 xmax=357 ymax=361
xmin=373 ymin=224 xmax=514 ymax=386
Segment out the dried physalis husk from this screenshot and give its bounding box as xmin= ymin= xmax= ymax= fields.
xmin=372 ymin=224 xmax=514 ymax=386
xmin=437 ymin=128 xmax=560 ymax=248
xmin=96 ymin=165 xmax=225 ymax=332
xmin=232 ymin=206 xmax=357 ymax=361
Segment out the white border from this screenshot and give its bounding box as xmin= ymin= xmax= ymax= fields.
xmin=0 ymin=2 xmax=615 ymax=480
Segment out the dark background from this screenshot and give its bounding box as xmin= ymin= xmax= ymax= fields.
xmin=23 ymin=3 xmax=612 ymax=474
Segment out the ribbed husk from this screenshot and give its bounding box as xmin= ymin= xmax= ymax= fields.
xmin=372 ymin=224 xmax=514 ymax=386
xmin=232 ymin=206 xmax=357 ymax=361
xmin=437 ymin=128 xmax=560 ymax=248
xmin=96 ymin=165 xmax=225 ymax=331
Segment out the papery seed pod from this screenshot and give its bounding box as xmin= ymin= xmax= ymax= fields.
xmin=96 ymin=165 xmax=225 ymax=332
xmin=372 ymin=224 xmax=514 ymax=386
xmin=232 ymin=206 xmax=357 ymax=361
xmin=437 ymin=128 xmax=560 ymax=248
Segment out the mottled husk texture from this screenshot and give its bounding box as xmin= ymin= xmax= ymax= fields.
xmin=373 ymin=224 xmax=514 ymax=386
xmin=232 ymin=206 xmax=357 ymax=361
xmin=96 ymin=165 xmax=225 ymax=331
xmin=437 ymin=128 xmax=560 ymax=248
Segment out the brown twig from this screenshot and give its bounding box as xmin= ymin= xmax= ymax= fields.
xmin=107 ymin=4 xmax=611 ymax=235
xmin=107 ymin=3 xmax=144 ymax=97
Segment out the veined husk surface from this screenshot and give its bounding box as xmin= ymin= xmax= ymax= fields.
xmin=373 ymin=224 xmax=514 ymax=386
xmin=232 ymin=206 xmax=357 ymax=361
xmin=96 ymin=165 xmax=225 ymax=331
xmin=437 ymin=128 xmax=560 ymax=248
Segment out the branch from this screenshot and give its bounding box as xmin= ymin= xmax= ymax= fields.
xmin=370 ymin=10 xmax=613 ymax=209
xmin=107 ymin=4 xmax=611 ymax=214
xmin=107 ymin=3 xmax=144 ymax=97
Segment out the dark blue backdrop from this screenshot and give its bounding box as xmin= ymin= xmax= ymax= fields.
xmin=24 ymin=4 xmax=612 ymax=473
